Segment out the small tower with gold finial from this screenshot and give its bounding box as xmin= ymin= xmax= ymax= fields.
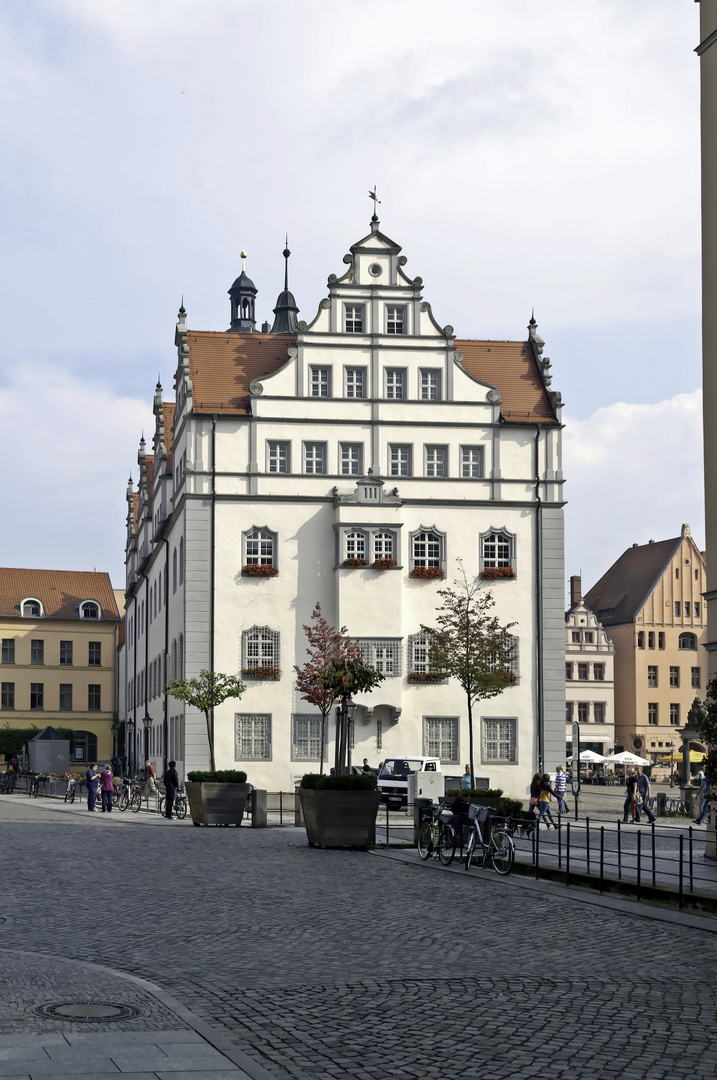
xmin=228 ymin=249 xmax=257 ymax=332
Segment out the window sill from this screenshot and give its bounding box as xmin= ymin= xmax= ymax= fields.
xmin=242 ymin=667 xmax=281 ymax=680
xmin=241 ymin=565 xmax=279 ymax=578
xmin=410 ymin=568 xmax=445 ymax=581
xmin=480 ymin=568 xmax=516 ymax=581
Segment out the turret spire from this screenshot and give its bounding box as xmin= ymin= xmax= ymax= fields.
xmin=270 ymin=238 xmax=300 ymax=334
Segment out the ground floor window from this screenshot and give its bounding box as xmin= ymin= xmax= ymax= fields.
xmin=423 ymin=716 xmax=458 ymax=762
xmin=481 ymin=717 xmax=517 ymax=764
xmin=292 ymin=715 xmax=322 ymax=760
xmin=235 ymin=714 xmax=272 ymax=760
xmin=74 ymin=730 xmax=98 ymax=763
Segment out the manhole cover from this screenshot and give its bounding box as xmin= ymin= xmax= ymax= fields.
xmin=33 ymin=1002 xmax=142 ymax=1022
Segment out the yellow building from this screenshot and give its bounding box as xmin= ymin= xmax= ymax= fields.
xmin=584 ymin=527 xmax=708 ymax=765
xmin=0 ymin=569 xmax=121 ymax=767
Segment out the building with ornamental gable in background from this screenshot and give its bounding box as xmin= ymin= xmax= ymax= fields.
xmin=565 ymin=574 xmax=615 ymax=761
xmin=120 ymin=211 xmax=566 ymax=797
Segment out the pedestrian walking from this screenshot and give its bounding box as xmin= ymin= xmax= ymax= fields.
xmin=634 ymin=766 xmax=656 ymax=824
xmin=694 ymin=772 xmax=712 ymax=825
xmin=621 ymin=771 xmax=639 ymax=824
xmin=537 ymin=773 xmax=559 ymax=829
xmin=145 ymin=760 xmax=157 ymax=795
xmin=163 ymin=760 xmax=179 ymax=819
xmin=554 ymin=765 xmax=569 ymax=814
xmin=99 ymin=764 xmax=114 ymax=813
xmin=85 ymin=763 xmax=100 ymax=812
xmin=529 ymin=772 xmax=541 ymax=816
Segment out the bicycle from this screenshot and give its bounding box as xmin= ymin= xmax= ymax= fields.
xmin=64 ymin=775 xmax=77 ymax=804
xmin=417 ymin=803 xmax=460 ymax=866
xmin=464 ymin=804 xmax=515 ymax=876
xmin=0 ymin=772 xmax=18 ymax=794
xmin=158 ymin=788 xmax=188 ymax=819
xmin=28 ymin=774 xmax=41 ymax=798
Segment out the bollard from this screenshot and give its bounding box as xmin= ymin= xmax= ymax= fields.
xmin=657 ymin=791 xmax=667 ymax=817
xmin=599 ymin=827 xmax=605 ymax=894
xmin=251 ymin=789 xmax=267 ymax=828
xmin=294 ymin=787 xmax=304 ymax=828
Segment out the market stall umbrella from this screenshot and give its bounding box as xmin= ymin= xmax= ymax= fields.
xmin=658 ymin=750 xmax=706 ymax=765
xmin=567 ymin=750 xmax=607 ymax=764
xmin=603 ymin=751 xmax=650 ymax=767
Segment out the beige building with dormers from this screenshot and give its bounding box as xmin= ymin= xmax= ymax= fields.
xmin=0 ymin=569 xmax=121 ymax=766
xmin=565 ymin=576 xmax=615 ymax=759
xmin=584 ymin=527 xmax=708 ymax=764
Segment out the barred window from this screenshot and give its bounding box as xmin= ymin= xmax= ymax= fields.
xmin=489 ymin=634 xmax=519 ymax=684
xmin=242 ymin=626 xmax=280 ymax=673
xmin=424 ymin=717 xmax=458 ymax=762
xmin=480 ymin=529 xmax=515 ymax=570
xmin=292 ymin=715 xmax=323 ymax=760
xmin=409 ymin=633 xmax=430 ymax=674
xmin=235 ymin=714 xmax=272 ymax=760
xmin=482 ymin=718 xmax=517 ymax=763
xmin=358 ymin=639 xmax=402 ymax=678
xmin=245 ymin=529 xmax=276 ymax=567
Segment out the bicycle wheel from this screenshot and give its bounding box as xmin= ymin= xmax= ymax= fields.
xmin=417 ymin=820 xmax=433 ymax=860
xmin=130 ymin=790 xmax=142 ymax=813
xmin=464 ymin=829 xmax=476 ymax=871
xmin=175 ymin=795 xmax=187 ymax=820
xmin=158 ymin=796 xmax=166 ymax=816
xmin=64 ymin=786 xmax=72 ymax=803
xmin=438 ymin=823 xmax=457 ymax=866
xmin=111 ymin=788 xmax=119 ymax=808
xmin=118 ymin=789 xmax=129 ymax=811
xmin=490 ymin=830 xmax=515 ymax=875
xmin=31 ymin=782 xmax=39 ymax=798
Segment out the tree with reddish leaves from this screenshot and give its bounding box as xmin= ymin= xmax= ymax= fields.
xmin=294 ymin=603 xmax=378 ymax=775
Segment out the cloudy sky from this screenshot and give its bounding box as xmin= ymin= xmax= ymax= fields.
xmin=0 ymin=0 xmax=705 ymax=595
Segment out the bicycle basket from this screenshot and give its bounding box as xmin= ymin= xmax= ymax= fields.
xmin=468 ymin=805 xmax=492 ymax=826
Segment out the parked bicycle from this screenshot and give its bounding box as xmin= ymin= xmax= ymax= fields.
xmin=116 ymin=776 xmax=142 ymax=812
xmin=417 ymin=803 xmax=461 ymax=866
xmin=0 ymin=772 xmax=18 ymax=794
xmin=28 ymin=774 xmax=41 ymax=798
xmin=464 ymin=804 xmax=515 ymax=875
xmin=158 ymin=787 xmax=188 ymax=819
xmin=64 ymin=774 xmax=77 ymax=804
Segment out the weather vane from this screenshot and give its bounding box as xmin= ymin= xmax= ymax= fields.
xmin=369 ymin=186 xmax=381 ymax=219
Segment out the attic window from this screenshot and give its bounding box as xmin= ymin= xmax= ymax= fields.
xmin=368 ymin=263 xmax=383 ymax=277
xmin=21 ymin=599 xmax=43 ymax=618
xmin=79 ymin=601 xmax=101 ymax=620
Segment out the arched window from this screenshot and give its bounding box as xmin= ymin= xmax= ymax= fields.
xmin=241 ymin=626 xmax=280 ymax=677
xmin=412 ymin=530 xmax=442 ymax=568
xmin=679 ymin=632 xmax=698 ymax=650
xmin=172 ymin=548 xmax=177 ymax=593
xmin=179 ymin=538 xmax=184 ymax=584
xmin=373 ymin=532 xmax=393 ymax=559
xmin=488 ymin=633 xmax=520 ymax=685
xmin=479 ymin=527 xmax=516 ymax=578
xmin=407 ymin=632 xmax=445 ymax=682
xmin=73 ymin=730 xmax=98 ymax=764
xmin=20 ymin=598 xmax=44 ymax=618
xmin=79 ymin=601 xmax=100 ymax=620
xmin=244 ymin=529 xmax=276 ymax=567
xmin=345 ymin=531 xmax=366 ymax=562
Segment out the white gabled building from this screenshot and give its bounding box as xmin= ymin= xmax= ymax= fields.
xmin=121 ymin=214 xmax=566 ymax=798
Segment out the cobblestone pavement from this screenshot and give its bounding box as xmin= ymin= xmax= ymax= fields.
xmin=1 ymin=797 xmax=717 ymax=1080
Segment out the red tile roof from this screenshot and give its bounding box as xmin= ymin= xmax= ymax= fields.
xmin=0 ymin=569 xmax=121 ymax=622
xmin=456 ymin=340 xmax=557 ymax=424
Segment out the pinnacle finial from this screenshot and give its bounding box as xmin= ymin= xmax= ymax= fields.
xmin=179 ymin=294 xmax=186 ymax=316
xmin=283 ymin=235 xmax=291 ymax=292
xmin=529 ymin=308 xmax=536 ymax=327
xmin=241 ymin=249 xmax=248 ymax=272
xmin=369 ymin=185 xmax=381 ymax=223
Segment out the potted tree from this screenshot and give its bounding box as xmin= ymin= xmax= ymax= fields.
xmin=165 ymin=669 xmax=250 ymax=826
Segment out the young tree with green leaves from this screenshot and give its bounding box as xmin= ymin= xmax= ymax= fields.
xmin=165 ymin=670 xmax=246 ymax=773
xmin=318 ymin=656 xmax=385 ymax=775
xmin=421 ymin=563 xmax=517 ymax=791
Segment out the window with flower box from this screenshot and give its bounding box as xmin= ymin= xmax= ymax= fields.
xmin=241 ymin=627 xmax=280 ymax=679
xmin=336 ymin=526 xmax=400 ymax=568
xmin=488 ymin=634 xmax=519 ymax=685
xmin=409 ymin=527 xmax=445 ymax=578
xmin=343 ymin=530 xmax=367 ymax=567
xmin=242 ymin=528 xmax=279 ymax=576
xmin=235 ymin=714 xmax=272 ymax=760
xmin=358 ymin=639 xmax=402 ymax=678
xmin=479 ymin=528 xmax=516 ymax=579
xmin=408 ymin=633 xmax=446 ymax=683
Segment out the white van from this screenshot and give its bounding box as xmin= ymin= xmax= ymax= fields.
xmin=378 ymin=756 xmax=441 ymax=808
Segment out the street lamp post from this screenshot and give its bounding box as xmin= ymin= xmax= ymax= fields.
xmin=126 ymin=718 xmax=136 ymax=775
xmin=668 ymin=741 xmax=675 ymax=788
xmin=142 ymin=715 xmax=152 ymax=766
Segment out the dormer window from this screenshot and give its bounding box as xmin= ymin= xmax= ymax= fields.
xmin=386 ymin=306 xmax=405 ymax=334
xmin=79 ymin=601 xmax=101 ymax=620
xmin=345 ymin=305 xmax=364 ymax=333
xmin=21 ymin=598 xmax=44 ymax=618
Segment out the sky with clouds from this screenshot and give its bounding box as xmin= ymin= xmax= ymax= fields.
xmin=0 ymin=0 xmax=705 ymax=595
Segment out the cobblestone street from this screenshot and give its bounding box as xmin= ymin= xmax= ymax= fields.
xmin=1 ymin=796 xmax=716 ymax=1080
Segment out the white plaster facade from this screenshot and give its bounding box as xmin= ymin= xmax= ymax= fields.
xmin=121 ymin=217 xmax=566 ymax=798
xmin=565 ymin=599 xmax=615 ymax=758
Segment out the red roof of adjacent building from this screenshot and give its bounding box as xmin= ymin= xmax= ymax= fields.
xmin=0 ymin=569 xmax=121 ymax=621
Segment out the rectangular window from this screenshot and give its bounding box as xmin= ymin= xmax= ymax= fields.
xmin=292 ymin=715 xmax=322 ymax=761
xmin=88 ymin=684 xmax=101 ymax=711
xmin=425 ymin=446 xmax=447 ymax=478
xmin=267 ymin=441 xmax=290 ymax=474
xmin=692 ymin=666 xmax=701 ymax=689
xmin=648 ymin=703 xmax=658 ymax=725
xmin=385 ymin=369 xmax=405 ymax=399
xmin=30 ymin=683 xmax=43 ymax=710
xmin=675 ymin=601 xmax=680 ymax=617
xmin=1 ymin=683 xmax=14 ymax=710
xmin=658 ymin=632 xmax=665 ymax=649
xmin=31 ymin=639 xmax=44 ymax=665
xmin=593 ymin=702 xmax=606 ymax=724
xmin=59 ymin=641 xmax=73 ymax=665
xmin=566 ymin=700 xmax=573 ymax=722
xmin=695 ymin=602 xmax=700 ymax=618
xmin=420 ymin=370 xmax=441 ymax=400
xmin=424 ymin=716 xmax=459 ymax=762
xmin=583 ymin=632 xmax=594 ymax=644
xmin=577 ymin=663 xmax=588 ymax=681
xmin=359 ymin=639 xmax=402 ymax=678
xmin=460 ymin=446 xmax=483 ymax=478
xmin=389 ymin=445 xmax=412 ymax=477
xmin=670 ymin=703 xmax=680 ymax=726
xmin=648 ymin=632 xmax=655 ymax=649
xmin=577 ymin=702 xmax=589 ymax=724
xmin=482 ymin=718 xmax=517 ymax=764
xmin=344 ymin=305 xmax=364 ymax=333
xmin=340 ymin=443 xmax=363 ymax=476
xmin=669 ymin=666 xmax=679 ymax=688
xmin=235 ymin=714 xmax=272 ymax=760
xmin=571 ymin=631 xmax=581 ymax=643
xmin=637 ymin=631 xmax=644 ymax=648
xmin=304 ymin=442 xmax=326 ymax=474
xmin=345 ymin=368 xmax=366 ymax=398
xmin=386 ymin=306 xmax=405 ymax=334
xmin=310 ymin=367 xmax=330 ymax=397
xmin=59 ymin=684 xmax=73 ymax=711
xmin=647 ymin=666 xmax=658 ymax=688
xmin=684 ymin=602 xmax=690 ymax=618
xmin=1 ymin=639 xmax=15 ymax=664
xmin=565 ymin=663 xmax=573 ymax=680
xmin=593 ymin=663 xmax=605 ymax=681
xmin=88 ymin=642 xmax=102 ymax=667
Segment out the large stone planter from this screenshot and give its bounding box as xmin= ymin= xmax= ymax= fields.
xmin=299 ymin=788 xmax=380 ymax=850
xmin=185 ymin=782 xmax=251 ymax=827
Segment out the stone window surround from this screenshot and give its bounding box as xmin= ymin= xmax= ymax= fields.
xmin=409 ymin=525 xmax=446 ymax=574
xmin=243 ymin=526 xmax=278 ymax=570
xmin=333 ymin=523 xmax=403 ymax=568
xmin=423 ymin=715 xmax=459 ymax=763
xmin=481 ymin=716 xmax=518 ymax=765
xmin=479 ymin=526 xmax=517 ymax=574
xmin=235 ymin=713 xmax=272 ymax=761
xmin=291 ymin=714 xmax=327 ymax=761
xmin=241 ymin=626 xmax=280 ymax=674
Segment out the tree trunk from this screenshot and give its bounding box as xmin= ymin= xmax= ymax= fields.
xmin=467 ymin=697 xmax=475 ymax=793
xmin=204 ymin=711 xmax=216 ymax=772
xmin=319 ymin=713 xmax=326 ymax=776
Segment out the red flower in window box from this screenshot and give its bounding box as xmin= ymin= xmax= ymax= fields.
xmin=241 ymin=666 xmax=281 ymax=680
xmin=480 ymin=566 xmax=515 ymax=580
xmin=242 ymin=564 xmax=279 ymax=577
xmin=372 ymin=558 xmax=397 ymax=570
xmin=410 ymin=567 xmax=444 ymax=580
xmin=502 ymin=671 xmax=517 ymax=685
xmin=341 ymin=557 xmax=368 ymax=568
xmin=408 ymin=670 xmax=446 ymax=683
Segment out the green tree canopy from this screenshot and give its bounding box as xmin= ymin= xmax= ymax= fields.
xmin=165 ymin=670 xmax=246 ymax=772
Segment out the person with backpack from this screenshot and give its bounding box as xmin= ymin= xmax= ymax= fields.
xmin=694 ymin=771 xmax=711 ymax=825
xmin=634 ymin=767 xmax=656 ymax=825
